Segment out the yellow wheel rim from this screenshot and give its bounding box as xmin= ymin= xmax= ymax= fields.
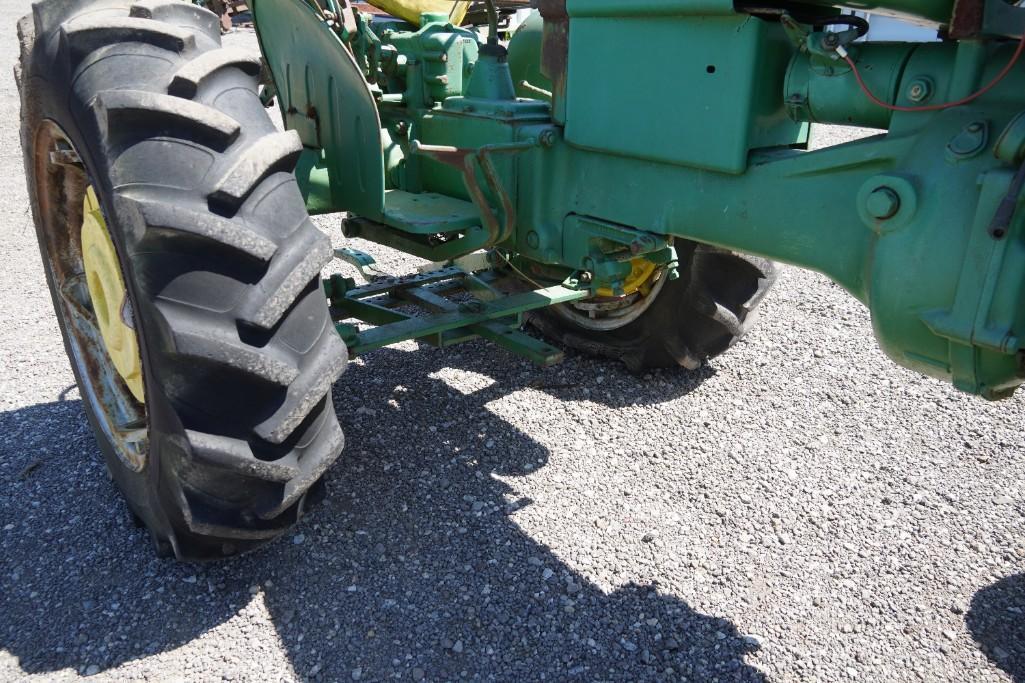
xmin=596 ymin=258 xmax=660 ymax=298
xmin=81 ymin=186 xmax=145 ymax=403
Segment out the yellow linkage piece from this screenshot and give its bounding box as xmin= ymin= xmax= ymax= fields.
xmin=366 ymin=0 xmax=468 ymax=26
xmin=596 ymin=258 xmax=660 ymax=298
xmin=81 ymin=186 xmax=145 ymax=403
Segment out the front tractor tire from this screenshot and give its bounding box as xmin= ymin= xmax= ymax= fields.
xmin=19 ymin=0 xmax=347 ymax=560
xmin=529 ymin=244 xmax=776 ymax=372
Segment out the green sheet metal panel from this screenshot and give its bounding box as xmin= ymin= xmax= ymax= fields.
xmin=562 ymin=8 xmax=803 ymax=174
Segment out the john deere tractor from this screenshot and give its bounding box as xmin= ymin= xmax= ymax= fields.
xmin=17 ymin=0 xmax=1025 ymax=559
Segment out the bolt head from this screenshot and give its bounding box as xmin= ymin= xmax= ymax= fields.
xmin=866 ymin=187 xmax=901 ymax=220
xmin=906 ymin=78 xmax=933 ymax=103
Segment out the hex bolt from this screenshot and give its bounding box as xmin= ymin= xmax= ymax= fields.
xmin=539 ymin=129 xmax=557 ymax=148
xmin=906 ymin=78 xmax=933 ymax=103
xmin=866 ymin=187 xmax=901 ymax=220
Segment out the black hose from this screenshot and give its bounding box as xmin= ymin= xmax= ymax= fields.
xmin=484 ymin=0 xmax=499 ymax=44
xmin=989 ymin=160 xmax=1025 ymax=239
xmin=813 ymin=15 xmax=870 ymax=38
xmin=736 ymin=4 xmax=870 ymax=38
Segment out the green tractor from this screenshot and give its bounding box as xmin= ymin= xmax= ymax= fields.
xmin=17 ymin=0 xmax=1025 ymax=559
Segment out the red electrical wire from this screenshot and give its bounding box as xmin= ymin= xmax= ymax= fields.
xmin=839 ymin=34 xmax=1025 ymax=113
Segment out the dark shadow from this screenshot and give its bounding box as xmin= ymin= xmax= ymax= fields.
xmin=398 ymin=333 xmax=717 ymax=410
xmin=967 ymin=574 xmax=1025 ymax=681
xmin=0 ymin=343 xmax=757 ymax=680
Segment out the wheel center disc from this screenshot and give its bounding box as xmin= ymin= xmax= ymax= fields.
xmin=81 ymin=186 xmax=145 ymax=403
xmin=596 ymin=258 xmax=660 ymax=298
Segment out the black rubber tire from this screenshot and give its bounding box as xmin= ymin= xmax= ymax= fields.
xmin=19 ymin=0 xmax=346 ymax=560
xmin=528 ymin=243 xmax=777 ymax=372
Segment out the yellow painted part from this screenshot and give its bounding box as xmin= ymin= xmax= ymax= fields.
xmin=597 ymin=258 xmax=660 ymax=298
xmin=82 ymin=186 xmax=145 ymax=403
xmin=366 ymin=0 xmax=468 ymax=26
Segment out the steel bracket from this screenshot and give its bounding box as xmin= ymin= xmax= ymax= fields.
xmin=324 ymin=252 xmax=585 ymax=366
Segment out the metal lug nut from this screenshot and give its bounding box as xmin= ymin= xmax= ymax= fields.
xmin=866 ymin=187 xmax=901 ymax=220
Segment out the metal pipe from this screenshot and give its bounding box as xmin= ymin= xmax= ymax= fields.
xmin=484 ymin=0 xmax=499 ymax=44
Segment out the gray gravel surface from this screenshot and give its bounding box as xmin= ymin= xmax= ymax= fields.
xmin=3 ymin=7 xmax=1025 ymax=682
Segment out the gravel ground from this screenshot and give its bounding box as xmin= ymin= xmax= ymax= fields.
xmin=3 ymin=6 xmax=1025 ymax=682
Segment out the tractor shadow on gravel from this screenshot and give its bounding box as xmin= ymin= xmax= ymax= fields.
xmin=0 ymin=344 xmax=758 ymax=680
xmin=967 ymin=574 xmax=1025 ymax=681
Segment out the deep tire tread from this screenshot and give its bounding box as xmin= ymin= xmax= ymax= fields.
xmin=158 ymin=302 xmax=300 ymax=386
xmin=168 ymin=47 xmax=261 ymax=98
xmin=208 ymin=131 xmax=304 ymax=213
xmin=21 ymin=0 xmax=346 ymax=561
xmin=255 ymin=330 xmax=348 ymax=443
xmin=62 ymin=15 xmax=194 ymax=62
xmin=530 ymin=244 xmax=776 ymax=371
xmin=263 ymin=418 xmax=344 ymax=518
xmin=122 ymin=194 xmax=277 ymax=261
xmin=97 ymin=89 xmax=241 ymax=149
xmin=185 ymin=430 xmax=301 ymax=484
xmin=129 ymin=0 xmax=220 ymax=42
xmin=238 ymin=226 xmax=334 ymax=329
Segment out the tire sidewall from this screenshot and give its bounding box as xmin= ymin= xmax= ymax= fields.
xmin=21 ymin=45 xmax=185 ymax=552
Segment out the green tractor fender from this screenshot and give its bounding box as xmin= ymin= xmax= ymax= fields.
xmin=251 ymin=0 xmax=386 ymax=219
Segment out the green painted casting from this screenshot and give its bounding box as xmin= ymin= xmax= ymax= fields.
xmin=253 ymin=0 xmax=1025 ymax=399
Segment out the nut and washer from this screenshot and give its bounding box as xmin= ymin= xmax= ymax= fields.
xmin=906 ymin=77 xmax=933 ymax=103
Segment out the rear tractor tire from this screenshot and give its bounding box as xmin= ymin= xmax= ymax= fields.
xmin=528 ymin=243 xmax=776 ymax=372
xmin=19 ymin=0 xmax=347 ymax=559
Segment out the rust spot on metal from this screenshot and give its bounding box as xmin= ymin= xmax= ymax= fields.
xmin=538 ymin=0 xmax=568 ymax=109
xmin=32 ymin=121 xmax=148 ymax=472
xmin=949 ymin=0 xmax=984 ymax=39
